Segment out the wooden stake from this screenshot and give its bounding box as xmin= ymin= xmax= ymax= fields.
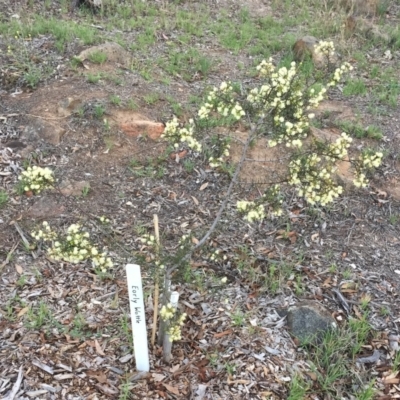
xmin=163 ymin=291 xmax=180 ymax=363
xmin=157 ymin=277 xmax=171 ymax=346
xmin=151 ymin=214 xmax=160 ymax=347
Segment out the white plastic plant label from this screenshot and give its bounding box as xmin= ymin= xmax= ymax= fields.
xmin=126 ymin=264 xmax=150 ymax=372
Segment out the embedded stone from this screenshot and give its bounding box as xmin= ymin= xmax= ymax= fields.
xmin=59 ymin=179 xmax=90 ymax=196
xmin=286 ymin=301 xmax=337 ymax=343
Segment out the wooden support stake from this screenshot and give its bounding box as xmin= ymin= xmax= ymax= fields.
xmin=163 ymin=291 xmax=180 ymax=364
xmin=157 ymin=277 xmax=171 ymax=346
xmin=151 ymin=214 xmax=160 ymax=347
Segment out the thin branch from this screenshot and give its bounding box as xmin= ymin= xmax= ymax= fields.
xmin=12 ymin=222 xmax=37 ymax=259
xmin=0 ymin=241 xmax=19 ymax=271
xmin=166 ymin=125 xmax=256 ymax=275
xmin=25 ymin=113 xmax=69 ymax=121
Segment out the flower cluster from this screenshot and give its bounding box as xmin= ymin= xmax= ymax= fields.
xmin=353 ymin=150 xmax=383 ymax=188
xmin=314 ymin=41 xmax=335 ymax=58
xmin=360 ymin=151 xmax=383 ymax=169
xmin=264 ymin=184 xmax=284 ymax=216
xmin=308 ymin=87 xmax=327 ymax=108
xmin=208 ymin=136 xmax=231 ymax=168
xmin=140 ymin=234 xmax=156 ymax=246
xmin=328 ymin=62 xmax=353 ymax=87
xmin=31 ymin=221 xmax=57 ymax=241
xmin=289 ymin=154 xmax=344 ymax=206
xmin=256 ymin=57 xmax=275 ymax=77
xmin=325 ymin=132 xmax=353 ymax=160
xmin=31 ymin=222 xmax=113 ymax=272
xmin=249 ymin=61 xmax=313 ymax=148
xmin=287 ymin=132 xmax=356 ymax=205
xmin=209 ymin=249 xmax=227 ymax=262
xmin=98 ymin=215 xmax=110 ymax=224
xmin=353 ymin=173 xmax=368 ymax=188
xmin=161 ymin=117 xmax=201 ymax=152
xmin=198 ymin=81 xmax=245 ymax=121
xmin=160 ymin=303 xmax=176 ymax=321
xmin=18 ymin=166 xmax=54 ymax=194
xmin=179 ymin=234 xmax=190 ymax=249
xmin=236 ymin=184 xmax=284 ymax=222
xmin=155 ymin=260 xmax=165 ymax=270
xmin=237 ymin=200 xmax=266 ymax=222
xmin=160 ymin=303 xmax=187 ymax=342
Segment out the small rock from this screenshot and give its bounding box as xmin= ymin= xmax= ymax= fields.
xmin=286 ymin=301 xmax=337 ymax=343
xmin=292 ymin=36 xmax=319 ymax=62
xmin=292 ymin=36 xmax=337 ymax=67
xmin=57 ymin=97 xmax=83 ymax=117
xmin=26 ymin=197 xmax=65 ymax=219
xmin=76 ymin=42 xmax=131 ymax=68
xmin=59 ymin=179 xmax=90 ymax=196
xmin=23 ymin=121 xmax=65 ymax=146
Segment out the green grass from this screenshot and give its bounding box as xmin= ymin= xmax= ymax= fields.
xmin=94 ymin=104 xmax=106 ymax=119
xmin=393 ymin=350 xmax=400 ymax=372
xmin=230 ymin=310 xmax=245 ymax=327
xmin=118 ymin=379 xmax=133 ymax=400
xmin=16 ymin=274 xmax=28 ymax=287
xmin=0 ymin=17 xmax=99 ymax=50
xmin=26 ymin=301 xmax=53 ymax=330
xmin=159 ymin=48 xmax=213 ymax=81
xmin=3 ymin=296 xmax=26 ymax=321
xmin=343 ymin=79 xmax=367 ymax=96
xmin=183 ymin=159 xmax=195 ymax=173
xmin=126 ymin=98 xmax=138 ymax=110
xmin=290 ymin=320 xmax=375 ymax=399
xmin=375 ymin=78 xmax=400 ymax=107
xmin=109 ymin=95 xmax=122 ymax=106
xmin=337 ymin=121 xmax=383 ymax=140
xmin=23 ymin=65 xmax=43 ymax=88
xmin=0 ymin=190 xmax=8 ymax=207
xmin=389 ymin=214 xmax=399 ymax=225
xmin=129 ymin=156 xmax=166 ymax=179
xmin=86 ymin=73 xmax=103 ymax=84
xmin=88 ymin=50 xmax=108 ymax=64
xmin=288 ymin=374 xmax=309 ymax=400
xmin=81 ymin=184 xmax=90 ymax=197
xmin=69 ymin=313 xmax=88 ymax=339
xmin=143 ymin=92 xmax=160 ymax=105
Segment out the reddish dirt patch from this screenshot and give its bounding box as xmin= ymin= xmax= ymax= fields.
xmin=113 ymin=111 xmax=164 ymax=140
xmin=229 ymin=130 xmax=288 ymax=185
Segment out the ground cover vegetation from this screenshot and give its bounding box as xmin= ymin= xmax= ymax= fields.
xmin=0 ymin=0 xmax=400 ymax=399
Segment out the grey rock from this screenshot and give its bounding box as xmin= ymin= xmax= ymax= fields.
xmin=286 ymin=301 xmax=337 ymax=343
xmin=59 ymin=179 xmax=90 ymax=196
xmin=23 ymin=120 xmax=65 ymax=145
xmin=76 ymin=42 xmax=131 ymax=69
xmin=26 ymin=196 xmax=65 ymax=219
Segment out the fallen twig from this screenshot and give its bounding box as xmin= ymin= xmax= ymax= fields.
xmin=12 ymin=222 xmax=37 ymax=259
xmin=0 ymin=241 xmax=19 ymax=271
xmin=356 ymin=349 xmax=381 ymax=365
xmin=1 ymin=365 xmax=23 ymax=400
